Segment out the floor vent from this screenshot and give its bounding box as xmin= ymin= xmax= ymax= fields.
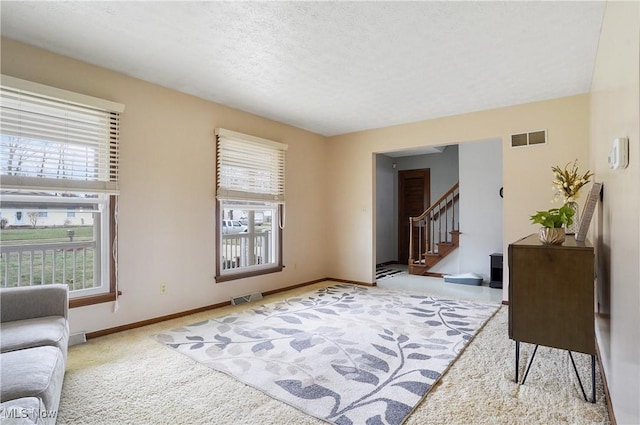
xmin=69 ymin=332 xmax=87 ymax=346
xmin=231 ymin=292 xmax=263 ymax=305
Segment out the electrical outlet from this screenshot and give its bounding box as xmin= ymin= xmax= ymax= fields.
xmin=160 ymin=283 xmax=167 ymax=294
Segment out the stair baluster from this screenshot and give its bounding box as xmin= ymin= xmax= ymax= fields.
xmin=408 ymin=182 xmax=460 ymax=276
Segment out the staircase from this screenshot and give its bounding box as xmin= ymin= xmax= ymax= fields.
xmin=408 ymin=182 xmax=460 ymax=276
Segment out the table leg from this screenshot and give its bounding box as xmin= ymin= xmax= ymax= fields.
xmin=515 ymin=341 xmax=520 ymax=383
xmin=591 ymin=355 xmax=596 ymax=404
xmin=569 ymin=351 xmax=596 ymax=403
xmin=522 ymin=344 xmax=539 ymax=385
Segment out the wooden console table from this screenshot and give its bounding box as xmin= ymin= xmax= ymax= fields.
xmin=508 ymin=233 xmax=596 ymax=402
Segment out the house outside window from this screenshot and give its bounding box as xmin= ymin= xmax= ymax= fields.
xmin=215 ymin=129 xmax=287 ymax=282
xmin=0 ymin=75 xmax=124 ymax=305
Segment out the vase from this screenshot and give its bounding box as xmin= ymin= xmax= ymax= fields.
xmin=565 ymin=201 xmax=579 ymax=235
xmin=539 ymin=227 xmax=565 ymax=245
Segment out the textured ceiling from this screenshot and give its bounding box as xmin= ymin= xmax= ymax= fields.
xmin=0 ymin=1 xmax=605 ymax=137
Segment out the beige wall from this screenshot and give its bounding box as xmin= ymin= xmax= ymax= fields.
xmin=589 ymin=2 xmax=640 ymax=423
xmin=1 ymin=38 xmax=329 ymax=335
xmin=326 ymin=95 xmax=591 ymax=297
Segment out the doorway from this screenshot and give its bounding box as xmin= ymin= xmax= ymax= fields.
xmin=398 ymin=169 xmax=430 ymax=264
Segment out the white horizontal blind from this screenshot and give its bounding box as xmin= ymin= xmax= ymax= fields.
xmin=0 ymin=76 xmax=123 ymax=194
xmin=216 ymin=129 xmax=287 ymax=203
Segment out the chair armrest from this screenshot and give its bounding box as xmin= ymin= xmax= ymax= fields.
xmin=0 ymin=284 xmax=69 ymax=323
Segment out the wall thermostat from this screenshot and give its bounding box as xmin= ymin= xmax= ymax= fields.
xmin=608 ymin=137 xmax=629 ymax=170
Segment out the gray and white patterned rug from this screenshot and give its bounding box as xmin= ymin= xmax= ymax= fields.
xmin=155 ymin=284 xmax=499 ymax=425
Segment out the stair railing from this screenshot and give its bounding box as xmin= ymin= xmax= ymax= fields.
xmin=408 ymin=182 xmax=460 ymax=266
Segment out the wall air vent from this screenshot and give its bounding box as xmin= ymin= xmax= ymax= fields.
xmin=511 ymin=130 xmax=547 ymax=147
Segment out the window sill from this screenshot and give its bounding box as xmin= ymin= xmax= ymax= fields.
xmin=70 ymin=291 xmax=120 ymax=308
xmin=216 ymin=266 xmax=284 ymax=283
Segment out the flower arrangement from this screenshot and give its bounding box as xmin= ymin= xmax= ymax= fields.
xmin=551 ymin=160 xmax=594 ymax=203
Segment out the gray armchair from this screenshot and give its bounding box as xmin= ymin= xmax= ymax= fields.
xmin=1 ymin=284 xmax=69 ymax=320
xmin=1 ymin=284 xmax=70 ymax=424
xmin=1 ymin=284 xmax=69 ymax=356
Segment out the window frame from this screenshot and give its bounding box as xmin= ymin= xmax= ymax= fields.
xmin=215 ymin=202 xmax=283 ymax=282
xmin=214 ymin=129 xmax=286 ymax=283
xmin=70 ymin=196 xmax=117 ymax=308
xmin=0 ymin=75 xmax=122 ymax=306
xmin=0 ymin=192 xmax=117 ymax=305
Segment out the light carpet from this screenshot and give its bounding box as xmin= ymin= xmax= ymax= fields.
xmin=57 ymin=281 xmax=609 ymax=425
xmin=155 ymin=284 xmax=499 ymax=425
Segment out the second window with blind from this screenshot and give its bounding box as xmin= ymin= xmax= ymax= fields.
xmin=215 ymin=129 xmax=287 ymax=282
xmin=0 ymin=75 xmax=123 ymax=303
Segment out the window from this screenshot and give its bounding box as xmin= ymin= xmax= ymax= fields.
xmin=1 ymin=193 xmax=112 ymax=297
xmin=215 ymin=129 xmax=287 ymax=282
xmin=0 ymin=75 xmax=124 ymax=304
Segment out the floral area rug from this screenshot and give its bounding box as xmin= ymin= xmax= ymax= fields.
xmin=155 ymin=284 xmax=499 ymax=425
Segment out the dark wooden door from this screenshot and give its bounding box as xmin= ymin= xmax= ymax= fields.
xmin=398 ymin=169 xmax=430 ymax=264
